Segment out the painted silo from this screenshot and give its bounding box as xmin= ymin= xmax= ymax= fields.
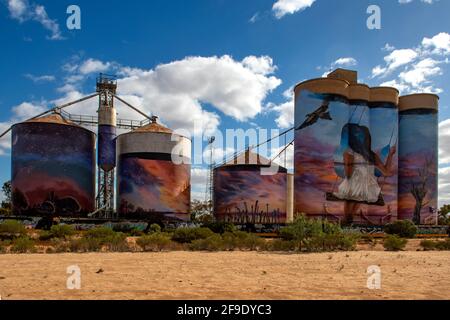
xmin=367 ymin=87 xmax=399 ymax=225
xmin=98 ymin=105 xmax=117 ymax=172
xmin=294 ymin=75 xmax=350 ymax=221
xmin=116 ymin=117 xmax=191 ymax=221
xmin=398 ymin=94 xmax=439 ymax=225
xmin=213 ymin=150 xmax=288 ymax=224
xmin=11 ymin=113 xmax=96 ymax=216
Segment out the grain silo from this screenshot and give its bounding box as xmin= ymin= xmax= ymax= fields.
xmin=367 ymin=87 xmax=399 ymax=224
xmin=294 ymin=69 xmax=401 ymax=225
xmin=294 ymin=73 xmax=350 ymax=222
xmin=398 ymin=94 xmax=439 ymax=225
xmin=116 ymin=116 xmax=191 ymax=221
xmin=11 ymin=112 xmax=96 ymax=216
xmin=213 ymin=150 xmax=288 ymax=224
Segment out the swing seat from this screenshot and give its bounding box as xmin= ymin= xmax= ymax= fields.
xmin=325 ymin=192 xmax=385 ymax=207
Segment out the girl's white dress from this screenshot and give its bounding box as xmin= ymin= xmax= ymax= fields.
xmin=334 ymin=149 xmax=381 ymax=203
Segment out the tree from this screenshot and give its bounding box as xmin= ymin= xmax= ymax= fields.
xmin=190 ymin=200 xmax=213 ymax=223
xmin=1 ymin=181 xmax=11 ymax=209
xmin=439 ymin=205 xmax=450 ymax=225
xmin=410 ymin=157 xmax=432 ymax=225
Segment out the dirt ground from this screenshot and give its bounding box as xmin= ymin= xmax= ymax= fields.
xmin=0 ymin=248 xmax=449 ymax=300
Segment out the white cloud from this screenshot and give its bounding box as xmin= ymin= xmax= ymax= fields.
xmin=24 ymin=73 xmax=55 ymax=83
xmin=79 ymin=59 xmax=112 ymax=75
xmin=438 ymin=166 xmax=450 ymax=207
xmin=332 ymin=57 xmax=358 ymax=68
xmin=117 ymin=55 xmax=281 ymax=135
xmin=6 ymin=0 xmax=63 ymax=40
xmin=422 ymin=32 xmax=450 ymax=55
xmin=373 ymin=32 xmax=450 ymax=94
xmin=268 ymin=88 xmax=294 ymax=129
xmin=399 ymin=0 xmax=436 ymax=4
xmin=439 ymin=119 xmax=450 ymax=165
xmin=272 ymin=0 xmax=316 ymax=19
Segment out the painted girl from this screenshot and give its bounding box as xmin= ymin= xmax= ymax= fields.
xmin=333 ymin=123 xmax=396 ymax=223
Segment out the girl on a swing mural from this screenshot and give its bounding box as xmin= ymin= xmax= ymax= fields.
xmin=329 ymin=123 xmax=397 ymax=223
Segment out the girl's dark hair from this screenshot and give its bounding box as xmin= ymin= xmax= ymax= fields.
xmin=343 ymin=123 xmax=376 ymax=164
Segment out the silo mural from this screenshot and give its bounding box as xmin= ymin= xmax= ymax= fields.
xmin=367 ymin=88 xmax=399 ymax=225
xmin=117 ymin=118 xmax=191 ymax=221
xmin=398 ymin=94 xmax=439 ymax=225
xmin=294 ymin=78 xmax=350 ymax=222
xmin=11 ymin=114 xmax=96 ymax=216
xmin=294 ymin=71 xmax=401 ymax=225
xmin=214 ymin=151 xmax=287 ymax=224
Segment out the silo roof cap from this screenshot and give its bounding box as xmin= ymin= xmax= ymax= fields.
xmin=132 ymin=116 xmax=173 ymax=134
xmin=222 ymin=149 xmax=286 ymax=169
xmin=24 ymin=112 xmax=82 ymax=127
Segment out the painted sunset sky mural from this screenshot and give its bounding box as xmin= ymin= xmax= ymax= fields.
xmin=398 ymin=110 xmax=438 ymax=225
xmin=214 ymin=167 xmax=287 ymax=224
xmin=118 ymin=155 xmax=190 ymax=221
xmin=11 ymin=122 xmax=96 ymax=216
xmin=294 ymin=90 xmax=398 ymax=225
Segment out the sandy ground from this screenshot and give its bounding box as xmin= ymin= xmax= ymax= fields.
xmin=0 ymin=249 xmax=449 ymax=300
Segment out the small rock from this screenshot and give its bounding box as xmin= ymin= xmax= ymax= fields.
xmin=96 ymin=268 xmax=104 ymax=274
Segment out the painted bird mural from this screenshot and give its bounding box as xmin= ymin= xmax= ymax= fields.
xmin=296 ymin=101 xmax=332 ymax=130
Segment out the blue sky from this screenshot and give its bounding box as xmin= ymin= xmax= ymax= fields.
xmin=1 ymin=0 xmax=450 ymax=204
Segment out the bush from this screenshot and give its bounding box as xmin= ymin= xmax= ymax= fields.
xmin=383 ymin=235 xmax=407 ymax=251
xmin=40 ymin=224 xmax=75 ymax=241
xmin=280 ymin=215 xmax=359 ymax=252
xmin=85 ymin=227 xmax=116 ymax=240
xmin=189 ymin=235 xmax=224 ymax=251
xmin=384 ymin=220 xmax=418 ymax=238
xmin=268 ymin=239 xmax=297 ymax=252
xmin=202 ymin=222 xmax=236 ymax=234
xmin=222 ymin=231 xmax=265 ymax=251
xmin=148 ymin=223 xmax=162 ymax=234
xmin=50 ymin=238 xmax=70 ymax=253
xmin=0 ymin=220 xmax=26 ymax=239
xmin=137 ymin=233 xmax=173 ymax=252
xmin=172 ymin=227 xmax=214 ymax=244
xmin=103 ymin=232 xmax=129 ymax=252
xmin=11 ymin=237 xmax=35 ymax=253
xmin=69 ymin=238 xmax=102 ymax=253
xmin=421 ymin=239 xmax=450 ymax=251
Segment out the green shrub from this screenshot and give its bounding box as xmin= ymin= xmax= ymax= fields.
xmin=384 ymin=220 xmax=418 ymax=238
xmin=50 ymin=239 xmax=70 ymax=253
xmin=172 ymin=227 xmax=214 ymax=244
xmin=40 ymin=224 xmax=75 ymax=241
xmin=148 ymin=223 xmax=162 ymax=234
xmin=0 ymin=220 xmax=26 ymax=239
xmin=222 ymin=231 xmax=266 ymax=251
xmin=137 ymin=233 xmax=173 ymax=252
xmin=383 ymin=235 xmax=407 ymax=251
xmin=435 ymin=239 xmax=450 ymax=251
xmin=202 ymin=222 xmax=236 ymax=234
xmin=280 ymin=215 xmax=358 ymax=252
xmin=11 ymin=237 xmax=35 ymax=253
xmin=103 ymin=232 xmax=129 ymax=252
xmin=69 ymin=238 xmax=102 ymax=252
xmin=268 ymin=239 xmax=297 ymax=252
xmin=189 ymin=235 xmax=224 ymax=251
xmin=85 ymin=227 xmax=116 ymax=240
xmin=420 ymin=240 xmax=437 ymax=251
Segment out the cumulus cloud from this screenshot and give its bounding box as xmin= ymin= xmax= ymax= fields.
xmin=117 ymin=55 xmax=281 ymax=135
xmin=6 ymin=0 xmax=63 ymax=40
xmin=272 ymin=0 xmax=316 ymax=19
xmin=373 ymin=32 xmax=450 ymax=94
xmin=79 ymin=59 xmax=112 ymax=75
